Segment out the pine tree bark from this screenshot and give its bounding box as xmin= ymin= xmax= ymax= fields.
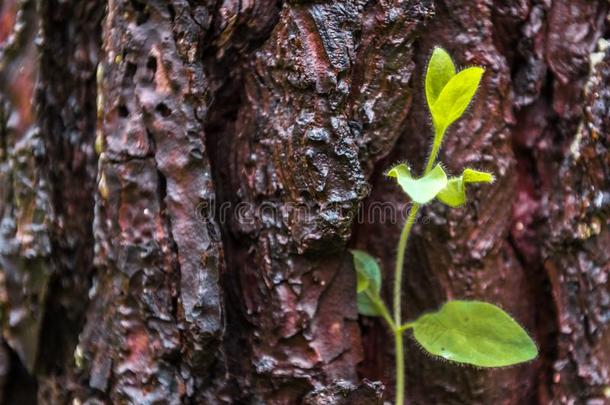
xmin=0 ymin=0 xmax=608 ymax=404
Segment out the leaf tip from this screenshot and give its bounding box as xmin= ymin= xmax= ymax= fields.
xmin=386 ymin=163 xmax=409 ymax=179
xmin=520 ymin=329 xmax=540 ymax=361
xmin=463 ymin=66 xmax=485 ymax=85
xmin=431 ymin=46 xmax=450 ymax=58
xmin=463 ymin=168 xmax=495 ymax=184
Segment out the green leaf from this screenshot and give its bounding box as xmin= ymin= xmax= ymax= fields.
xmin=436 ymin=177 xmax=466 ymax=207
xmin=430 ymin=67 xmax=484 ymax=133
xmin=351 ymin=250 xmax=381 ymax=294
xmin=411 ymin=300 xmax=538 ymax=367
xmin=350 ymin=250 xmax=383 ymax=317
xmin=356 ymin=273 xmax=369 ymax=293
xmin=387 ymin=163 xmax=448 ymax=204
xmin=426 ymin=47 xmax=456 ymax=110
xmin=357 ymin=293 xmax=382 ymax=317
xmin=463 ymin=168 xmax=495 ymax=184
xmin=436 ymin=167 xmax=494 ymax=208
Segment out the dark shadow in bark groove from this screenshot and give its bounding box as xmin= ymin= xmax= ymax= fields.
xmin=32 ymin=0 xmax=104 ymax=401
xmin=505 ymin=37 xmax=562 ymax=401
xmin=203 ymin=75 xmax=255 ymax=401
xmin=2 ymin=343 xmax=37 ymax=405
xmin=200 ymin=2 xmax=285 ymax=398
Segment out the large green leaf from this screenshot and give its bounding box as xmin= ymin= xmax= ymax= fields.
xmin=436 ymin=168 xmax=494 ymax=208
xmin=350 ymin=250 xmax=383 ymax=317
xmin=411 ymin=300 xmax=538 ymax=367
xmin=430 ymin=67 xmax=484 ymax=133
xmin=426 ymin=47 xmax=456 ymax=110
xmin=387 ymin=163 xmax=448 ymax=204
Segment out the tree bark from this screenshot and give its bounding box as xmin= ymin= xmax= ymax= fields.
xmin=0 ymin=0 xmax=608 ymax=404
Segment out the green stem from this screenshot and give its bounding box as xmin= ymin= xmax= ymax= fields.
xmin=425 ymin=127 xmax=446 ymax=173
xmin=393 ymin=205 xmax=420 ymax=326
xmin=393 ymin=129 xmax=443 ymax=405
xmin=396 ymin=322 xmax=415 ymax=334
xmin=392 ymin=204 xmax=419 ymax=405
xmin=394 ymin=330 xmax=405 ymax=405
xmin=366 ymin=291 xmax=396 ymax=330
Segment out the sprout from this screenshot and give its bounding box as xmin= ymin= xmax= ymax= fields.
xmin=350 ymin=48 xmax=536 ymax=405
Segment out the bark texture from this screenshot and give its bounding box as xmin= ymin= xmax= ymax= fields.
xmin=0 ymin=0 xmax=608 ymax=404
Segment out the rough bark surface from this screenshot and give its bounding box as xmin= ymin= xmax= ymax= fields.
xmin=0 ymin=0 xmax=608 ymax=404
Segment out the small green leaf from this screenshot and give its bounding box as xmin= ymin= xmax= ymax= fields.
xmin=387 ymin=163 xmax=448 ymax=204
xmin=411 ymin=300 xmax=538 ymax=367
xmin=351 ymin=250 xmax=381 ymax=294
xmin=356 ymin=273 xmax=369 ymax=293
xmin=350 ymin=250 xmax=383 ymax=317
xmin=430 ymin=67 xmax=484 ymax=133
xmin=436 ymin=177 xmax=466 ymax=207
xmin=436 ymin=168 xmax=494 ymax=208
xmin=357 ymin=293 xmax=382 ymax=317
xmin=463 ymin=168 xmax=495 ymax=184
xmin=426 ymin=47 xmax=456 ymax=110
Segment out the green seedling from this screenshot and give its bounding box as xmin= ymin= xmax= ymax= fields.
xmin=352 ymin=48 xmax=537 ymax=405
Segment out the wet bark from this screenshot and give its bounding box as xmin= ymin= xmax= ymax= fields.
xmin=0 ymin=0 xmax=608 ymax=404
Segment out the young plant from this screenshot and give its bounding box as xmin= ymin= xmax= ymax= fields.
xmin=352 ymin=48 xmax=537 ymax=405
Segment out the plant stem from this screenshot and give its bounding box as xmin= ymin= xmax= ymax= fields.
xmin=366 ymin=291 xmax=396 ymax=330
xmin=393 ymin=128 xmax=442 ymax=405
xmin=393 ymin=205 xmax=420 ymax=325
xmin=425 ymin=127 xmax=446 ymax=173
xmin=393 ymin=204 xmax=419 ymax=405
xmin=396 ymin=322 xmax=415 ymax=334
xmin=394 ymin=330 xmax=405 ymax=405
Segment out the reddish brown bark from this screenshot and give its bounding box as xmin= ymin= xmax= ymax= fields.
xmin=0 ymin=0 xmax=608 ymax=404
